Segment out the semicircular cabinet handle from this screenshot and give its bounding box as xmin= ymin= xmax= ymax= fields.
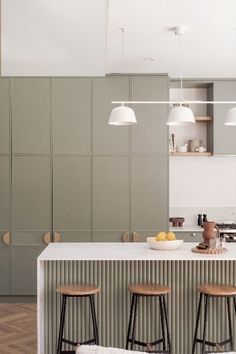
xmin=2 ymin=232 xmax=10 ymax=246
xmin=54 ymin=232 xmax=61 ymax=243
xmin=122 ymin=231 xmax=129 ymax=242
xmin=132 ymin=231 xmax=140 ymax=242
xmin=43 ymin=232 xmax=51 ymax=245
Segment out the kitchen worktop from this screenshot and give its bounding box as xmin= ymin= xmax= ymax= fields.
xmin=38 ymin=242 xmax=236 ymax=261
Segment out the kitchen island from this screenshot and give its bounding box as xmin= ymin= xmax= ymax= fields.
xmin=38 ymin=242 xmax=236 ymax=354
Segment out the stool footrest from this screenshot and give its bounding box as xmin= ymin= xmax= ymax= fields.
xmin=127 ymin=338 xmax=164 ymax=347
xmin=196 ymin=338 xmax=230 ymax=347
xmin=62 ymin=338 xmax=96 ymax=347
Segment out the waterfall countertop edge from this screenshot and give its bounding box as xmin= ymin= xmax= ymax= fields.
xmin=37 ymin=242 xmax=236 ymax=261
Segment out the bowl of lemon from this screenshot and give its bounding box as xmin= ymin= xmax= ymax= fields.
xmin=147 ymin=232 xmax=183 ymax=250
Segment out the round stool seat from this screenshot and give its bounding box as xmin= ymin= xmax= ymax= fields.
xmin=198 ymin=283 xmax=236 ymax=296
xmin=128 ymin=283 xmax=170 ymax=295
xmin=57 ymin=283 xmax=100 ymax=296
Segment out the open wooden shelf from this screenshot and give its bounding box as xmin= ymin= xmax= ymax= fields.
xmin=170 ymin=152 xmax=212 ymax=157
xmin=195 ymin=116 xmax=212 ymax=122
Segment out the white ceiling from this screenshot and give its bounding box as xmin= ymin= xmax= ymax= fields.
xmin=1 ymin=0 xmax=107 ymax=76
xmin=107 ymin=0 xmax=236 ymax=78
xmin=2 ymin=0 xmax=236 ymax=77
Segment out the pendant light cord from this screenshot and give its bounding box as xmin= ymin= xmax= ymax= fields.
xmin=178 ymin=35 xmax=184 ymax=101
xmin=121 ymin=27 xmax=125 ymax=58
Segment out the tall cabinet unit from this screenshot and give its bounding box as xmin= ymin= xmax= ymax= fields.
xmin=0 ymin=79 xmax=11 ymax=295
xmin=11 ymin=78 xmax=52 ymax=295
xmin=131 ymin=76 xmax=169 ymax=240
xmin=52 ymin=78 xmax=92 ymax=243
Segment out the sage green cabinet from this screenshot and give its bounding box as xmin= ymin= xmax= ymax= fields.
xmin=53 ymin=156 xmax=91 ymax=231
xmin=0 ymin=236 xmax=10 ymax=295
xmin=172 ymin=232 xmax=202 ymax=243
xmin=0 ymin=79 xmax=10 ymax=153
xmin=12 ymin=78 xmax=51 ymax=153
xmin=53 ymin=78 xmax=91 ymax=153
xmin=0 ymin=156 xmax=10 ymax=230
xmin=213 ymin=81 xmax=236 ymax=155
xmin=131 ymin=76 xmax=169 ymax=154
xmin=93 ymin=76 xmax=130 ymax=154
xmin=132 ymin=156 xmax=168 ymax=231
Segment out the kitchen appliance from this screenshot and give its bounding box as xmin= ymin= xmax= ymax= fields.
xmin=216 ymin=221 xmax=236 ymax=242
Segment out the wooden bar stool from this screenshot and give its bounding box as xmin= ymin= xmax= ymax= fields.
xmin=56 ymin=283 xmax=100 ymax=354
xmin=192 ymin=284 xmax=236 ymax=354
xmin=126 ymin=283 xmax=171 ymax=353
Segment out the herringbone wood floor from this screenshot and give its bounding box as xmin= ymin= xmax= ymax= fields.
xmin=0 ymin=303 xmax=37 ymax=354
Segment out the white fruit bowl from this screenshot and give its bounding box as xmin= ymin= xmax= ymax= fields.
xmin=147 ymin=237 xmax=183 ymax=250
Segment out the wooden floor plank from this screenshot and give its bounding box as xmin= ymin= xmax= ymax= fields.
xmin=0 ymin=304 xmax=37 ymax=354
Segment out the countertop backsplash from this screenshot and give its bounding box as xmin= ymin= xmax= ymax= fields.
xmin=169 ymin=206 xmax=236 ymax=226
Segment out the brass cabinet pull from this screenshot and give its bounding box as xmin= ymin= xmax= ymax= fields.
xmin=122 ymin=232 xmax=129 ymax=242
xmin=43 ymin=232 xmax=51 ymax=245
xmin=54 ymin=232 xmax=61 ymax=243
xmin=132 ymin=232 xmax=140 ymax=242
xmin=2 ymin=232 xmax=10 ymax=246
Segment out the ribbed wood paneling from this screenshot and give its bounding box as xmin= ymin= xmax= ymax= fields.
xmin=44 ymin=260 xmax=236 ymax=354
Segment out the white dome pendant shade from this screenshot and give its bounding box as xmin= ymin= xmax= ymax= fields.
xmin=166 ymin=104 xmax=195 ymax=126
xmin=108 ymin=105 xmax=137 ymax=126
xmin=224 ymin=107 xmax=236 ymax=126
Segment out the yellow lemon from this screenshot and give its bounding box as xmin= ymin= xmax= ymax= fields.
xmin=166 ymin=232 xmax=176 ymax=241
xmin=156 ymin=232 xmax=167 ymax=241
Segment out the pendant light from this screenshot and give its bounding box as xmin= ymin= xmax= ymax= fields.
xmin=224 ymin=107 xmax=236 ymax=126
xmin=108 ymin=104 xmax=137 ymax=125
xmin=167 ymin=26 xmax=195 ymax=126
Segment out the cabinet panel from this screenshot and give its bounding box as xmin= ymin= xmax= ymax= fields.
xmin=93 ymin=156 xmax=129 ymax=230
xmin=93 ymin=77 xmax=130 ymax=154
xmin=0 ymin=156 xmax=10 ymax=229
xmin=171 ymin=232 xmax=202 ymax=243
xmin=13 ymin=156 xmax=51 ymax=230
xmin=93 ymin=231 xmax=126 ymax=242
xmin=214 ymin=81 xmax=236 ymax=155
xmin=53 ymin=78 xmax=91 ymax=153
xmin=0 ymin=232 xmax=10 ymax=295
xmin=131 ymin=76 xmax=169 ymax=154
xmin=0 ymin=78 xmax=10 ymax=153
xmin=12 ymin=245 xmax=45 ymax=295
xmin=132 ymin=156 xmax=168 ymax=230
xmin=53 ymin=156 xmax=91 ymax=230
xmin=12 ymin=78 xmax=51 ymax=153
xmin=54 ymin=231 xmax=91 ymax=242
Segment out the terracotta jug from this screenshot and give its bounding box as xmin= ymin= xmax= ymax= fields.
xmin=202 ymin=221 xmax=220 ymax=247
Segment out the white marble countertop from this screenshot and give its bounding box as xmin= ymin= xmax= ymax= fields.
xmin=169 ymin=225 xmax=203 ymax=232
xmin=38 ymin=242 xmax=236 ymax=261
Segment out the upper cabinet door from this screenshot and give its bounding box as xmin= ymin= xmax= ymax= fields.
xmin=131 ymin=76 xmax=169 ymax=154
xmin=12 ymin=78 xmax=51 ymax=153
xmin=93 ymin=76 xmax=130 ymax=154
xmin=53 ymin=78 xmax=91 ymax=153
xmin=0 ymin=156 xmax=10 ymax=230
xmin=0 ymin=79 xmax=10 ymax=153
xmin=214 ymin=81 xmax=236 ymax=155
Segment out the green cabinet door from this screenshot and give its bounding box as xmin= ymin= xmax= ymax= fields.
xmin=12 ymin=156 xmax=52 ymax=294
xmin=53 ymin=156 xmax=91 ymax=241
xmin=131 ymin=75 xmax=169 ymax=154
xmin=93 ymin=76 xmax=130 ymax=154
xmin=12 ymin=78 xmax=51 ymax=153
xmin=0 ymin=78 xmax=10 ymax=153
xmin=0 ymin=234 xmax=11 ymax=295
xmin=53 ymin=78 xmax=91 ymax=153
xmin=213 ymin=81 xmax=236 ymax=155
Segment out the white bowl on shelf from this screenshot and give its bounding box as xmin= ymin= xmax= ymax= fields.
xmin=147 ymin=237 xmax=183 ymax=250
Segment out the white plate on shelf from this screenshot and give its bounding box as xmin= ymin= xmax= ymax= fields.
xmin=147 ymin=237 xmax=183 ymax=250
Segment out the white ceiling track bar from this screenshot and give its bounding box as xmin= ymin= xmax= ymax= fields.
xmin=111 ymin=101 xmax=236 ymax=105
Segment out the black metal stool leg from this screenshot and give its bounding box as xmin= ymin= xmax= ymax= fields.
xmin=163 ymin=294 xmax=171 ymax=353
xmin=192 ymin=293 xmax=203 ymax=354
xmin=159 ymin=296 xmax=166 ymax=351
xmin=90 ymin=295 xmax=99 ymax=345
xmin=233 ymin=296 xmax=236 ymax=315
xmin=126 ymin=294 xmax=135 ymax=349
xmin=57 ymin=295 xmax=67 ymax=354
xmin=201 ymin=295 xmax=209 ymax=354
xmin=227 ymin=297 xmax=233 ymax=350
xmin=131 ymin=294 xmax=139 ymax=350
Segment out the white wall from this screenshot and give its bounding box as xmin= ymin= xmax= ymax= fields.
xmin=169 ymin=156 xmax=236 ymax=207
xmin=1 ymin=0 xmax=107 ymax=76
